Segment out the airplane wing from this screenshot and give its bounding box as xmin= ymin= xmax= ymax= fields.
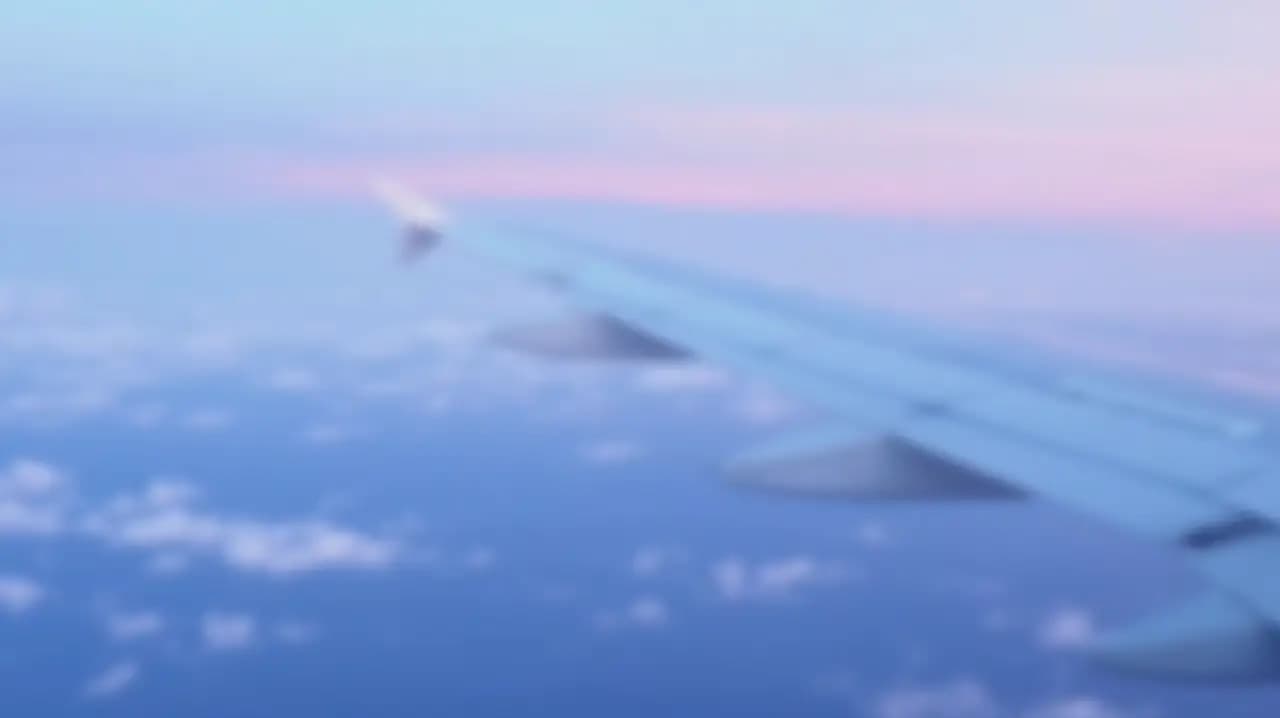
xmin=377 ymin=184 xmax=1280 ymax=681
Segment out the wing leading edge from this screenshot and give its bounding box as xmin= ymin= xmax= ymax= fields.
xmin=379 ymin=186 xmax=1280 ymax=681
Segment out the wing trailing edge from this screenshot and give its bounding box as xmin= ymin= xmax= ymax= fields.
xmin=1091 ymin=591 xmax=1280 ymax=681
xmin=491 ymin=313 xmax=690 ymax=360
xmin=725 ymin=425 xmax=1023 ymax=500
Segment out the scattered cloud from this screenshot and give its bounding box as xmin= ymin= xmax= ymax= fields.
xmin=873 ymin=678 xmax=998 ymax=718
xmin=0 ymin=459 xmax=68 ymax=497
xmin=105 ymin=610 xmax=165 ymax=642
xmin=1024 ymin=698 xmax=1134 ymax=718
xmin=84 ymin=478 xmax=401 ymax=576
xmin=300 ymin=423 xmax=362 ymax=445
xmin=83 ymin=661 xmax=139 ymax=700
xmin=625 ymin=596 xmax=669 ymax=627
xmin=145 ymin=552 xmax=191 ymax=576
xmin=594 ymin=595 xmax=670 ymax=632
xmin=462 ymin=546 xmax=498 ymax=572
xmin=630 ymin=546 xmax=677 ymax=578
xmin=274 ymin=620 xmax=321 ymax=645
xmin=0 ymin=575 xmax=45 ymax=615
xmin=181 ymin=409 xmax=234 ymax=432
xmin=710 ymin=556 xmax=848 ymax=602
xmin=855 ymin=521 xmax=891 ymax=549
xmin=0 ymin=500 xmax=66 ymax=535
xmin=202 ymin=612 xmax=257 ymax=651
xmin=579 ymin=439 xmax=645 ymax=467
xmin=0 ymin=458 xmax=73 ymax=536
xmin=122 ymin=402 xmax=169 ymax=429
xmin=864 ymin=677 xmax=1143 ymax=718
xmin=264 ymin=367 xmax=318 ymax=393
xmin=1038 ymin=606 xmax=1097 ymax=650
xmin=980 ymin=607 xmax=1014 ymax=634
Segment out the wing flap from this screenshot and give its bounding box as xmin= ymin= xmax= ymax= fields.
xmin=491 ymin=313 xmax=689 ymax=360
xmin=1194 ymin=533 xmax=1280 ymax=626
xmin=724 ymin=425 xmax=1021 ymax=500
xmin=1092 ymin=591 xmax=1280 ymax=681
xmin=898 ymin=414 xmax=1236 ymax=542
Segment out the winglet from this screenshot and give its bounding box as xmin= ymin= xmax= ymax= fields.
xmin=371 ymin=179 xmax=448 ymax=263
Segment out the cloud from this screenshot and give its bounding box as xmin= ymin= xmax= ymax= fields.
xmin=83 ymin=479 xmax=400 ymax=576
xmin=145 ymin=552 xmax=191 ymax=575
xmin=1024 ymin=698 xmax=1133 ymax=718
xmin=0 ymin=575 xmax=45 ymax=615
xmin=105 ymin=610 xmax=165 ymax=641
xmin=625 ymin=596 xmax=669 ymax=627
xmin=870 ymin=678 xmax=1140 ymax=718
xmin=1037 ymin=606 xmax=1096 ymax=650
xmin=274 ymin=620 xmax=320 ymax=645
xmin=462 ymin=546 xmax=498 ymax=572
xmin=594 ymin=595 xmax=670 ymax=632
xmin=181 ymin=409 xmax=234 ymax=431
xmin=0 ymin=500 xmax=66 ymax=535
xmin=873 ymin=678 xmax=998 ymax=718
xmin=264 ymin=367 xmax=318 ymax=393
xmin=710 ymin=556 xmax=848 ymax=601
xmin=0 ymin=459 xmax=68 ymax=497
xmin=579 ymin=440 xmax=645 ymax=466
xmin=855 ymin=521 xmax=891 ymax=549
xmin=630 ymin=546 xmax=673 ymax=578
xmin=83 ymin=662 xmax=139 ymax=699
xmin=122 ymin=402 xmax=168 ymax=429
xmin=300 ymin=423 xmax=361 ymax=446
xmin=0 ymin=458 xmax=73 ymax=536
xmin=179 ymin=330 xmax=243 ymax=367
xmin=202 ymin=612 xmax=257 ymax=651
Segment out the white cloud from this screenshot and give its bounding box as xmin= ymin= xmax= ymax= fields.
xmin=84 ymin=479 xmax=400 ymax=576
xmin=265 ymin=367 xmax=318 ymax=393
xmin=300 ymin=423 xmax=360 ymax=445
xmin=868 ymin=678 xmax=1140 ymax=718
xmin=1024 ymin=698 xmax=1132 ymax=718
xmin=462 ymin=546 xmax=498 ymax=572
xmin=202 ymin=612 xmax=257 ymax=651
xmin=981 ymin=607 xmax=1014 ymax=633
xmin=106 ymin=610 xmax=165 ymax=641
xmin=83 ymin=662 xmax=139 ymax=699
xmin=182 ymin=409 xmax=234 ymax=432
xmin=630 ymin=546 xmax=675 ymax=578
xmin=1038 ymin=606 xmax=1096 ymax=650
xmin=626 ymin=596 xmax=669 ymax=627
xmin=711 ymin=556 xmax=848 ymax=601
xmin=145 ymin=552 xmax=191 ymax=576
xmin=594 ymin=595 xmax=670 ymax=631
xmin=0 ymin=458 xmax=72 ymax=536
xmin=274 ymin=620 xmax=320 ymax=645
xmin=0 ymin=575 xmax=45 ymax=615
xmin=0 ymin=459 xmax=68 ymax=497
xmin=122 ymin=402 xmax=168 ymax=429
xmin=0 ymin=500 xmax=65 ymax=535
xmin=579 ymin=440 xmax=645 ymax=466
xmin=180 ymin=330 xmax=243 ymax=367
xmin=856 ymin=521 xmax=891 ymax=548
xmin=873 ymin=678 xmax=999 ymax=718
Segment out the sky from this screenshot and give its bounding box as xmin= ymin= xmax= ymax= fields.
xmin=4 ymin=2 xmax=1280 ymax=716
xmin=4 ymin=1 xmax=1280 ymax=228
